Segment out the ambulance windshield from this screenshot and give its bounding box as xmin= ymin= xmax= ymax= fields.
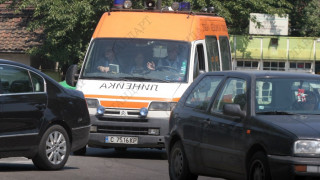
xmin=81 ymin=38 xmax=190 ymax=83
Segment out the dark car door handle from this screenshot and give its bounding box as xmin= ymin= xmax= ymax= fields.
xmin=35 ymin=104 xmax=46 ymax=110
xmin=203 ymin=119 xmax=211 ymax=125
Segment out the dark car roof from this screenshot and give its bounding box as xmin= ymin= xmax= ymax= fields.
xmin=203 ymin=70 xmax=320 ymax=79
xmin=0 ymin=59 xmax=61 ymax=87
xmin=0 ymin=59 xmax=38 ymax=71
xmin=0 ymin=59 xmax=39 ymax=72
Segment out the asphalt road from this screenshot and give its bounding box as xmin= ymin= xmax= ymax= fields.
xmin=0 ymin=147 xmax=223 ymax=180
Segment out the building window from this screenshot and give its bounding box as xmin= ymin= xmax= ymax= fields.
xmin=289 ymin=62 xmax=311 ymax=70
xmin=236 ymin=60 xmax=259 ymax=69
xmin=263 ymin=61 xmax=285 ymax=71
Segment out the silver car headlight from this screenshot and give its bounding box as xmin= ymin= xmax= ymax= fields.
xmin=294 ymin=140 xmax=320 ymax=155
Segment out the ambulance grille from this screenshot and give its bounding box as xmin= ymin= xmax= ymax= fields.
xmin=97 ymin=126 xmax=149 ymax=135
xmin=103 ymin=108 xmax=141 ymax=116
xmin=98 ymin=117 xmax=148 ymax=123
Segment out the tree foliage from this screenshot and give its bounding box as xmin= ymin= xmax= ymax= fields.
xmin=289 ymin=0 xmax=320 ymax=37
xmin=200 ymin=0 xmax=292 ymax=34
xmin=0 ymin=0 xmax=319 ymax=69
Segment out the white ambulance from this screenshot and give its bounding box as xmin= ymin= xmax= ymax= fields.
xmin=66 ymin=1 xmax=232 ymax=154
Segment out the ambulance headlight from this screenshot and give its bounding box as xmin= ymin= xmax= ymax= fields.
xmin=97 ymin=105 xmax=105 ymax=115
xmin=86 ymin=98 xmax=99 ymax=108
xmin=149 ymin=102 xmax=177 ymax=111
xmin=123 ymin=0 xmax=132 ymax=9
xmin=140 ymin=107 xmax=148 ymax=117
xmin=171 ymin=2 xmax=179 ymax=11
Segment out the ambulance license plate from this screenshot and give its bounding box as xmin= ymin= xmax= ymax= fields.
xmin=105 ymin=136 xmax=138 ymax=144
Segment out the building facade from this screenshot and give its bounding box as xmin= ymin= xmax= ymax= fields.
xmin=0 ymin=2 xmax=42 ymax=66
xmin=231 ymin=35 xmax=320 ymax=74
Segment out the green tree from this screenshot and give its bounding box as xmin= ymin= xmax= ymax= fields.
xmin=189 ymin=0 xmax=293 ymax=34
xmin=290 ymin=0 xmax=320 ymax=36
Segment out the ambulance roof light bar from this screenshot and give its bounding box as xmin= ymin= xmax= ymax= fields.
xmin=124 ymin=0 xmax=132 ymax=9
xmin=113 ymin=0 xmax=132 ymax=9
xmin=171 ymin=2 xmax=191 ymax=11
xmin=112 ymin=0 xmax=192 ymax=11
xmin=145 ymin=0 xmax=156 ymax=10
xmin=201 ymin=6 xmax=214 ymax=13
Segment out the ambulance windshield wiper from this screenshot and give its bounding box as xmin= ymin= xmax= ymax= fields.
xmin=121 ymin=76 xmax=153 ymax=81
xmin=85 ymin=76 xmax=125 ymax=80
xmin=153 ymin=79 xmax=171 ymax=83
xmin=122 ymin=76 xmax=171 ymax=83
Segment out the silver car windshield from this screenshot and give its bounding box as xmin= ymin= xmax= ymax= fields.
xmin=81 ymin=38 xmax=190 ymax=83
xmin=256 ymin=78 xmax=320 ymax=115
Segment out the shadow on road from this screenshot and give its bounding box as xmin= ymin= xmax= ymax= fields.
xmin=0 ymin=163 xmax=78 ymax=172
xmin=75 ymin=147 xmax=168 ymax=160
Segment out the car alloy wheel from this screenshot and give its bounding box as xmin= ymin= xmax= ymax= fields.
xmin=45 ymin=131 xmax=67 ymax=164
xmin=32 ymin=125 xmax=70 ymax=170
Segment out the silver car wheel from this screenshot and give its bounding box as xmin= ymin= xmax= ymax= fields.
xmin=45 ymin=131 xmax=67 ymax=165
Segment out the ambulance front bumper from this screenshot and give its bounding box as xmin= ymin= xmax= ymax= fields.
xmin=87 ymin=109 xmax=170 ymax=148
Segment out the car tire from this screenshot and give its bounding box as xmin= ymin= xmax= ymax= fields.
xmin=169 ymin=141 xmax=198 ymax=180
xmin=32 ymin=125 xmax=70 ymax=170
xmin=248 ymin=151 xmax=271 ymax=180
xmin=73 ymin=146 xmax=86 ymax=156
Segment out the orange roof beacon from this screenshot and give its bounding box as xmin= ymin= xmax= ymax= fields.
xmin=66 ymin=0 xmax=232 ymax=154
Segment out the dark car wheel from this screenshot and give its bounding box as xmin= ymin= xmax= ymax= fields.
xmin=169 ymin=141 xmax=198 ymax=180
xmin=73 ymin=146 xmax=86 ymax=156
xmin=249 ymin=152 xmax=271 ymax=180
xmin=32 ymin=125 xmax=70 ymax=170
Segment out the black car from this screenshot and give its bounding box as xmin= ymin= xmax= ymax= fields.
xmin=0 ymin=59 xmax=90 ymax=170
xmin=165 ymin=71 xmax=320 ymax=180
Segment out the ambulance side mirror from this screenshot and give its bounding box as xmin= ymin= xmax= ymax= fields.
xmin=66 ymin=64 xmax=79 ymax=87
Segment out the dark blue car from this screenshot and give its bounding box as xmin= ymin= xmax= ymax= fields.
xmin=165 ymin=71 xmax=320 ymax=180
xmin=0 ymin=59 xmax=90 ymax=170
